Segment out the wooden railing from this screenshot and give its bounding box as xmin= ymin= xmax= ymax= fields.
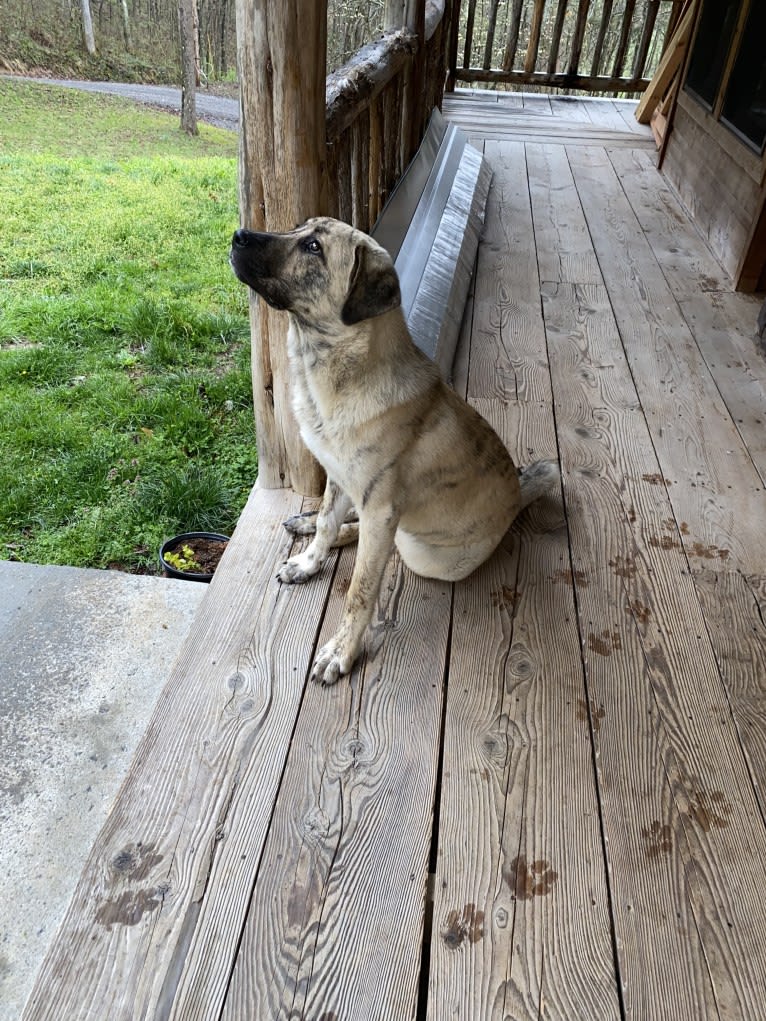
xmin=449 ymin=0 xmax=686 ymax=94
xmin=326 ymin=1 xmax=450 ymax=230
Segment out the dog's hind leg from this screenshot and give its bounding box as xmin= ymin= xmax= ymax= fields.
xmin=277 ymin=478 xmax=353 ymax=584
xmin=283 ymin=507 xmax=359 ymax=547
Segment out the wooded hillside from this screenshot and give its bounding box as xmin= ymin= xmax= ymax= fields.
xmin=0 ymin=0 xmax=387 ymax=82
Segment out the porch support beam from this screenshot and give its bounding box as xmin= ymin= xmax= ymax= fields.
xmin=235 ymin=0 xmax=327 ymax=494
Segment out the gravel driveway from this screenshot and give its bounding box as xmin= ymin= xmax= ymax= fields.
xmin=13 ymin=76 xmax=240 ymax=131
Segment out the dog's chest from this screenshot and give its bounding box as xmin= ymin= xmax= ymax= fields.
xmin=288 ymin=355 xmax=351 ymax=485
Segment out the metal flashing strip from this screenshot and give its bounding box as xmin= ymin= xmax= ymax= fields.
xmin=372 ymin=107 xmax=448 ymax=262
xmin=394 ymin=126 xmax=467 ymax=321
xmin=372 ymin=106 xmax=492 ymax=380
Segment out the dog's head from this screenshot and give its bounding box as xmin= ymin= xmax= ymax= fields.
xmin=229 ymin=217 xmax=401 ymax=328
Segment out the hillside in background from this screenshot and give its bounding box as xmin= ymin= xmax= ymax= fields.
xmin=0 ymin=0 xmax=386 ymax=84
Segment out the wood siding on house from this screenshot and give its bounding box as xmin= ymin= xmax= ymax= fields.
xmin=661 ymin=91 xmax=766 ymax=287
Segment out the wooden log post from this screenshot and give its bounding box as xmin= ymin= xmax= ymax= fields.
xmin=235 ymin=0 xmax=327 ymax=494
xmin=386 ymin=0 xmax=427 ymax=169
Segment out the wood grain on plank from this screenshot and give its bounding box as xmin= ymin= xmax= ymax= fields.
xmin=220 ymin=548 xmax=451 ymax=1020
xmin=444 ymin=106 xmax=653 ymax=148
xmin=466 ymin=140 xmax=550 ymax=405
xmin=527 ymin=142 xmax=602 ymax=286
xmin=608 ymin=147 xmax=729 ymax=297
xmin=428 ymin=399 xmax=620 ymax=1021
xmin=676 ymin=290 xmax=766 ymax=485
xmin=429 ymin=144 xmax=619 ymax=1017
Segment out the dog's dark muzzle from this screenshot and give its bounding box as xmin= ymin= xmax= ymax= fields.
xmin=229 ymin=229 xmax=291 ymax=310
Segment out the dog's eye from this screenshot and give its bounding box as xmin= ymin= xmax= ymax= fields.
xmin=302 ymin=237 xmax=323 ymax=256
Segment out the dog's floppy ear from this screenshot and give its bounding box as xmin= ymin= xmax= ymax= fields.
xmin=341 ymin=242 xmax=401 ymax=326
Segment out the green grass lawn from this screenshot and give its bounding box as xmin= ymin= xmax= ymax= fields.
xmin=0 ymin=79 xmax=257 ymax=572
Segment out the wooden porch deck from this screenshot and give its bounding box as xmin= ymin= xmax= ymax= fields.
xmin=23 ymin=95 xmax=766 ymax=1020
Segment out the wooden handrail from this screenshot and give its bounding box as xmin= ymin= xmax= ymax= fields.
xmin=326 ymin=28 xmax=418 ymax=142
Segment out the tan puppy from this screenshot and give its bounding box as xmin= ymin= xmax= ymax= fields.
xmin=230 ymin=217 xmax=559 ymax=684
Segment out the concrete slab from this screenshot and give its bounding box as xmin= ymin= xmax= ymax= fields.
xmin=0 ymin=561 xmax=206 ymax=1020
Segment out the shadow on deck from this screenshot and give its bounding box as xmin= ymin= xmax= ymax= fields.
xmin=20 ymin=93 xmax=766 ymax=1020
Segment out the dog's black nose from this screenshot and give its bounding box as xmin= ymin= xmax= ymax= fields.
xmin=232 ymin=229 xmax=251 ymax=248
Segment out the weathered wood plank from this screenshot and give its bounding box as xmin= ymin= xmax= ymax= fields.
xmin=581 ymin=98 xmax=644 ymax=133
xmin=464 ymin=141 xmax=550 ymax=403
xmin=676 ymin=290 xmax=766 ymax=483
xmin=443 ymin=103 xmax=652 ymax=148
xmin=427 ymin=140 xmax=620 ymax=1020
xmin=428 ymin=405 xmax=620 ymax=1020
xmin=608 ymin=147 xmax=728 ymax=296
xmin=562 ymin=147 xmax=766 ymax=1013
xmin=569 ymin=146 xmax=766 ymax=569
xmin=456 ymin=68 xmax=651 ymax=94
xmin=661 ymin=96 xmax=762 ymax=282
xmin=542 ymin=278 xmax=766 ymax=1018
xmin=526 ymin=142 xmax=602 ymax=285
xmin=21 ymin=487 xmax=338 ymax=1020
xmin=209 ymin=549 xmax=452 ymax=1020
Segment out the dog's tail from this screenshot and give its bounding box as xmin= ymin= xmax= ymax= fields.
xmin=518 ymin=459 xmax=560 ymax=511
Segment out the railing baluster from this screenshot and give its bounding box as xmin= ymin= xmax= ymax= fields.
xmin=567 ymin=0 xmax=592 ymax=79
xmin=351 ymin=118 xmax=369 ymax=229
xmin=632 ymin=0 xmax=660 ymax=80
xmin=611 ymin=0 xmax=637 ymax=80
xmin=452 ymin=0 xmax=674 ymax=96
xmin=502 ymin=0 xmax=526 ymax=72
xmin=547 ymin=0 xmax=570 ymax=76
xmin=590 ymin=0 xmax=614 ymax=78
xmin=525 ymin=0 xmax=547 ymax=74
xmin=483 ymin=0 xmax=502 ymax=71
xmin=463 ymin=0 xmax=477 ymax=69
xmin=334 ymin=140 xmax=353 ymax=223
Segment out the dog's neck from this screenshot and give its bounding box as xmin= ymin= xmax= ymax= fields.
xmin=287 ymin=308 xmax=409 ymax=376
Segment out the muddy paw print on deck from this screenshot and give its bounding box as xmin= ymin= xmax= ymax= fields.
xmin=587 ymin=630 xmax=622 ymax=657
xmin=443 ymin=903 xmax=485 ymax=949
xmin=577 ymin=698 xmax=606 ymax=732
xmin=641 ymin=820 xmax=672 ymax=859
xmin=491 ymin=585 xmax=519 ymax=611
xmin=685 ymin=790 xmax=733 ymax=832
xmin=507 ymin=855 xmax=558 ymax=900
xmin=609 ymin=554 xmax=637 ymax=579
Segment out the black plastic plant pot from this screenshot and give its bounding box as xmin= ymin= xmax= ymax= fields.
xmin=159 ymin=531 xmax=230 ymax=583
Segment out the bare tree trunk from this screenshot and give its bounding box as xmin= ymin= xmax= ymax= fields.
xmin=236 ymin=0 xmax=328 ymax=494
xmin=178 ymin=0 xmax=198 ymax=134
xmin=80 ymin=0 xmax=96 ymax=54
xmin=119 ymin=0 xmax=133 ymax=51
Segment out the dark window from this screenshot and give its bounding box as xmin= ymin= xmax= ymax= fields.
xmin=685 ymin=0 xmax=740 ymax=109
xmin=721 ymin=4 xmax=766 ymax=152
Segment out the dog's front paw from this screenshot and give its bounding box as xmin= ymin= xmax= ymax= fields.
xmin=277 ymin=551 xmax=319 ymax=585
xmin=282 ymin=511 xmax=318 ymax=537
xmin=311 ymin=637 xmax=355 ymax=686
